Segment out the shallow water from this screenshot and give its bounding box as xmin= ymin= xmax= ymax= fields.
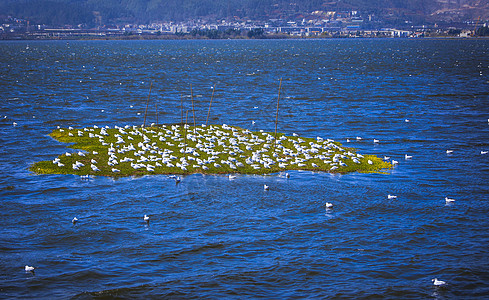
xmin=1 ymin=39 xmax=489 ymax=299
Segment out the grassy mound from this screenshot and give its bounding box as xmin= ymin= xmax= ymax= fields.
xmin=30 ymin=124 xmax=391 ymax=176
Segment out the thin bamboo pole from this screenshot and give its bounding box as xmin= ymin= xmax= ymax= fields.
xmin=143 ymin=81 xmax=153 ymax=128
xmin=190 ymin=84 xmax=196 ymax=132
xmin=273 ymin=78 xmax=282 ymax=150
xmin=206 ymin=85 xmax=216 ymax=127
xmin=184 ymin=110 xmax=189 ymax=148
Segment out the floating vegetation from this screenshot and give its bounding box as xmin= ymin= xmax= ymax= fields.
xmin=30 ymin=124 xmax=391 ymax=176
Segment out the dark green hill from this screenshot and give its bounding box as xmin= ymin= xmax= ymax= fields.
xmin=0 ymin=0 xmax=486 ymax=26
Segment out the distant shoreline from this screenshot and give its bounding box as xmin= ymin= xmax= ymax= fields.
xmin=2 ymin=34 xmax=488 ymax=41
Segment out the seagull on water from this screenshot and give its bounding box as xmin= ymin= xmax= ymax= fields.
xmin=286 ymin=173 xmax=290 ymax=178
xmin=446 ymin=150 xmax=454 ymax=154
xmin=405 ymin=119 xmax=410 ymax=123
xmin=144 ymin=215 xmax=150 ymax=224
xmin=405 ymin=154 xmax=412 ymax=160
xmin=387 ymin=194 xmax=397 ymax=199
xmin=264 ymin=184 xmax=269 ymax=191
xmin=373 ymin=139 xmax=379 ymax=143
xmin=229 ymin=174 xmax=237 ymax=180
xmin=25 ymin=265 xmax=35 ymax=272
xmin=325 ymin=202 xmax=333 ymax=209
xmin=432 ymin=278 xmax=446 ymax=286
xmin=72 ymin=217 xmax=78 ymax=224
xmin=481 ymin=151 xmax=488 ymax=155
xmin=445 ymin=197 xmax=455 ymax=203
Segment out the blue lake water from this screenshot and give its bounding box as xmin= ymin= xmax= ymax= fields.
xmin=1 ymin=39 xmax=489 ymax=299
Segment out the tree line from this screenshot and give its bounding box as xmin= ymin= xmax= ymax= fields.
xmin=0 ymin=0 xmax=477 ymax=27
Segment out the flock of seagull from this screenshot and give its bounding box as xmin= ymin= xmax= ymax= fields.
xmin=22 ymin=119 xmax=489 ymax=288
xmin=47 ymin=123 xmax=385 ymax=176
xmin=23 ymin=181 xmax=452 ymax=287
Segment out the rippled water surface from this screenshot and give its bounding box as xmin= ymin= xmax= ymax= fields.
xmin=1 ymin=39 xmax=489 ymax=299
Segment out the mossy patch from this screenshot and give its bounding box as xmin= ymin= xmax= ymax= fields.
xmin=30 ymin=124 xmax=391 ymax=177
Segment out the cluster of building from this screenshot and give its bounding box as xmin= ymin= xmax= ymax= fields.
xmin=1 ymin=12 xmax=485 ymax=39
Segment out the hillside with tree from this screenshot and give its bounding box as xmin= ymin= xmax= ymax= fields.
xmin=0 ymin=0 xmax=487 ymax=27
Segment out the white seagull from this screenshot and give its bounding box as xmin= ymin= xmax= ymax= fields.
xmin=432 ymin=278 xmax=446 ymax=286
xmin=25 ymin=265 xmax=35 ymax=272
xmin=325 ymin=202 xmax=333 ymax=209
xmin=481 ymin=151 xmax=488 ymax=155
xmin=229 ymin=174 xmax=237 ymax=180
xmin=144 ymin=215 xmax=150 ymax=223
xmin=405 ymin=154 xmax=412 ymax=160
xmin=72 ymin=217 xmax=78 ymax=224
xmin=387 ymin=194 xmax=397 ymax=199
xmin=445 ymin=197 xmax=455 ymax=203
xmin=446 ymin=150 xmax=453 ymax=154
xmin=264 ymin=184 xmax=269 ymax=191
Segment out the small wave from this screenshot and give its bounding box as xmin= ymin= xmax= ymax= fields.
xmin=158 ymin=242 xmax=225 ymax=260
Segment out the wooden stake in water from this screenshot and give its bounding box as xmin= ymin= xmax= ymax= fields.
xmin=206 ymin=85 xmax=216 ymax=127
xmin=143 ymin=81 xmax=153 ymax=128
xmin=273 ymin=78 xmax=282 ymax=149
xmin=184 ymin=110 xmax=189 ymax=148
xmin=190 ymin=84 xmax=196 ymax=132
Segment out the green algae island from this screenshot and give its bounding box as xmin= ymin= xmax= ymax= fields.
xmin=31 ymin=124 xmax=391 ymax=177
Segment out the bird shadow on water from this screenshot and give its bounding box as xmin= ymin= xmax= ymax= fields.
xmin=431 ymin=287 xmax=449 ymax=300
xmin=324 ymin=208 xmax=336 ymax=220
